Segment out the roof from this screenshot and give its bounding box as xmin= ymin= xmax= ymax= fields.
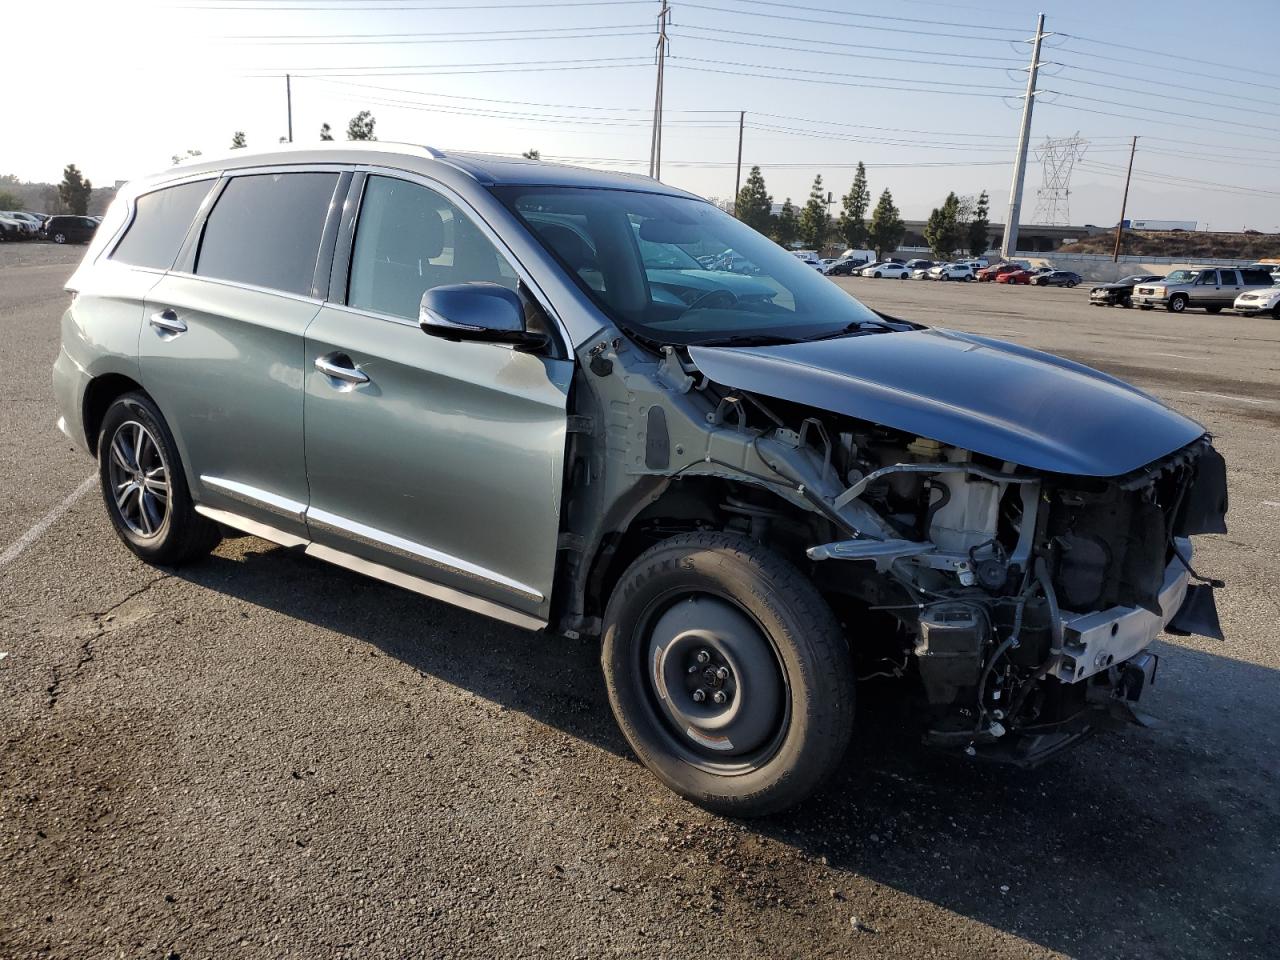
xmin=138 ymin=141 xmax=702 ymax=201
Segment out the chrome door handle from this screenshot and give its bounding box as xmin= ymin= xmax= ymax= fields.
xmin=150 ymin=309 xmax=187 ymax=335
xmin=314 ymin=354 xmax=370 ymax=385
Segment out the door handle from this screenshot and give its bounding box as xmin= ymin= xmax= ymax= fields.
xmin=314 ymin=353 xmax=370 ymax=385
xmin=150 ymin=309 xmax=187 ymax=335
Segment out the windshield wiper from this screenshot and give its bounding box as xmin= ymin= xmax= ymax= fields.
xmin=688 ymin=333 xmax=801 ymax=347
xmin=802 ymin=319 xmax=896 ymax=341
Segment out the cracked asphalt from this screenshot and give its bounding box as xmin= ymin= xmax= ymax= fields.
xmin=2 ymin=243 xmax=1278 ymax=959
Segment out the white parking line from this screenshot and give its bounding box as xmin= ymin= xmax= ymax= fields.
xmin=0 ymin=473 xmax=97 ymax=569
xmin=1181 ymin=390 xmax=1270 ymax=407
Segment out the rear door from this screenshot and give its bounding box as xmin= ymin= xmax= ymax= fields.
xmin=140 ymin=167 xmax=348 ymax=538
xmin=1215 ymin=269 xmax=1241 ymax=305
xmin=301 ymin=172 xmax=572 ymax=625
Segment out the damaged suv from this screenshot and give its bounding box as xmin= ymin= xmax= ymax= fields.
xmin=53 ymin=145 xmax=1228 ymax=815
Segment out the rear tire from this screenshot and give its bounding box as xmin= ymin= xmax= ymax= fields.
xmin=601 ymin=532 xmax=854 ymax=817
xmin=1205 ymin=306 xmax=1222 ymax=315
xmin=97 ymin=392 xmax=221 ymax=566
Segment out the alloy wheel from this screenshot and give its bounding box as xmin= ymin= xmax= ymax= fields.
xmin=106 ymin=420 xmax=171 ymax=539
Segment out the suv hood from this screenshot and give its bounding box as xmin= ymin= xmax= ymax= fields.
xmin=688 ymin=328 xmax=1205 ymax=476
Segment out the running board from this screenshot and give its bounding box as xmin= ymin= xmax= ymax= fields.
xmin=194 ymin=504 xmax=545 ymax=631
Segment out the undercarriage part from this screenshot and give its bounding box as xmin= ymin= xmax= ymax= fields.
xmin=914 ymin=604 xmax=987 ymax=706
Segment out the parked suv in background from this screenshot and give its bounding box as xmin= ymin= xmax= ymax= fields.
xmin=53 ymin=144 xmax=1228 ymax=815
xmin=1132 ymin=267 xmax=1275 ymax=314
xmin=43 ymin=215 xmax=99 ymax=244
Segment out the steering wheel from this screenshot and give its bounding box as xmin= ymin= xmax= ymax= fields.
xmin=685 ymin=288 xmax=739 ymax=311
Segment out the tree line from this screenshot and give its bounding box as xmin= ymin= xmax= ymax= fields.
xmin=735 ymin=164 xmax=991 ymax=260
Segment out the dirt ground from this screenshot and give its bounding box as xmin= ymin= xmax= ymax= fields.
xmin=2 ymin=242 xmax=1277 ymax=959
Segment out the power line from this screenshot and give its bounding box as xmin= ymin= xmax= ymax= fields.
xmin=219 ymin=27 xmax=655 ymax=46
xmin=727 ymin=0 xmax=1028 ymax=36
xmin=668 ymin=60 xmax=1017 ymax=98
xmin=1058 ymin=31 xmax=1280 ymax=84
xmin=674 ymin=21 xmax=1027 ymax=63
xmin=679 ymin=2 xmax=1026 ymax=43
xmin=221 ymin=23 xmax=651 ymax=40
xmin=171 ymin=0 xmax=652 ymax=10
xmin=667 ymin=30 xmax=1021 ymax=73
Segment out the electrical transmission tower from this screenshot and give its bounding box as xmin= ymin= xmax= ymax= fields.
xmin=1032 ymin=134 xmax=1088 ymax=225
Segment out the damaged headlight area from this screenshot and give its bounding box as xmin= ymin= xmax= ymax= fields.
xmin=799 ymin=424 xmax=1228 ymax=765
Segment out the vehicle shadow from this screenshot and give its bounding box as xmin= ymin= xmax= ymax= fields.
xmin=178 ymin=541 xmax=1280 ymax=960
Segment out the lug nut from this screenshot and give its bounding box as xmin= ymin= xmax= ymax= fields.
xmin=712 ymin=691 xmax=727 ymax=705
xmin=715 ymin=666 xmax=729 ymax=680
xmin=695 ymin=650 xmax=711 ymax=664
xmin=692 ymin=689 xmax=707 ymax=703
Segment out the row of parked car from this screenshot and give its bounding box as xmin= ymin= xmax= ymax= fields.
xmin=1117 ymin=266 xmax=1280 ymax=318
xmin=0 ymin=211 xmax=101 ymax=244
xmin=826 ymin=253 xmax=1086 ymax=287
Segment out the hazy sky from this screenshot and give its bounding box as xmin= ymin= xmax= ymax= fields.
xmin=8 ymin=0 xmax=1280 ymax=230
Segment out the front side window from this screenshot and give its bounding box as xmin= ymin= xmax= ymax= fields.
xmin=348 ymin=175 xmax=517 ymax=321
xmin=494 ymin=186 xmax=883 ymax=346
xmin=196 ymin=172 xmax=339 ymax=296
xmin=111 ymin=179 xmax=214 ymax=270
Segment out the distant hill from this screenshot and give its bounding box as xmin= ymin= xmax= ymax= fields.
xmin=1066 ymin=230 xmax=1280 ymax=260
xmin=0 ymin=175 xmax=116 ymax=216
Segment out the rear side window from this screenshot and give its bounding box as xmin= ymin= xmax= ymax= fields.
xmin=1241 ymin=269 xmax=1273 ymax=285
xmin=111 ymin=179 xmax=213 ymax=270
xmin=196 ymin=172 xmax=339 ymax=296
xmin=1217 ymin=270 xmax=1239 ymax=285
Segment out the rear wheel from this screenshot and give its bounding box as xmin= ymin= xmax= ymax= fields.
xmin=1122 ymin=295 xmax=1133 ymax=308
xmin=602 ymin=532 xmax=854 ymax=816
xmin=98 ymin=392 xmax=221 ymax=566
xmin=1168 ymin=294 xmax=1188 ymax=313
xmin=1205 ymin=306 xmax=1222 ymax=315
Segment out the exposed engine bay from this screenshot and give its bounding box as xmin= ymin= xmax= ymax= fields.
xmin=558 ymin=331 xmax=1230 ymax=765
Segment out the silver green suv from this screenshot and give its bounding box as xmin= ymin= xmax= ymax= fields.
xmin=54 ymin=145 xmax=1228 ymax=814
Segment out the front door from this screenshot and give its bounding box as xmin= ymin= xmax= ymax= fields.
xmin=302 ymin=174 xmax=572 ymax=623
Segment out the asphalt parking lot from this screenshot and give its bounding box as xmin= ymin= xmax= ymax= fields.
xmin=2 ymin=243 xmax=1277 ymax=959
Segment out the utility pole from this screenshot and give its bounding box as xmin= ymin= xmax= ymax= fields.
xmin=732 ymin=110 xmax=745 ymax=216
xmin=1112 ymin=136 xmax=1138 ymax=261
xmin=286 ymin=74 xmax=293 ymax=143
xmin=648 ymin=0 xmax=671 ymax=180
xmin=1000 ymin=13 xmax=1046 ymax=259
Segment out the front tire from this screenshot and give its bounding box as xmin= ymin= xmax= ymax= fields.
xmin=98 ymin=392 xmax=221 ymax=566
xmin=602 ymin=532 xmax=854 ymax=817
xmin=1168 ymin=294 xmax=1188 ymax=313
xmin=53 ymin=232 xmax=66 ymax=244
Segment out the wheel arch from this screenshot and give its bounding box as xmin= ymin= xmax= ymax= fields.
xmin=573 ymin=474 xmax=834 ymax=636
xmin=82 ymin=373 xmax=148 ymax=456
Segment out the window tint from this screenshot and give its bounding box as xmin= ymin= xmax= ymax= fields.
xmin=348 ymin=175 xmax=517 ymax=321
xmin=1241 ymin=269 xmax=1274 ymax=285
xmin=1217 ymin=270 xmax=1239 ymax=285
xmin=196 ymin=172 xmax=338 ymax=296
xmin=111 ymin=179 xmax=213 ymax=270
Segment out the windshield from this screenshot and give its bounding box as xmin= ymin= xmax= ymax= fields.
xmin=1162 ymin=270 xmax=1198 ymax=284
xmin=494 ymin=186 xmax=884 ymax=345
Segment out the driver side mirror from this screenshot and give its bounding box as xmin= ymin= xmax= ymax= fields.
xmin=419 ymin=282 xmax=548 ymax=352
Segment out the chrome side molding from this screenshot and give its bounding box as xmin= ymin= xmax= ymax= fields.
xmin=201 ymin=475 xmax=307 ymax=523
xmin=192 ymin=503 xmax=545 ymax=632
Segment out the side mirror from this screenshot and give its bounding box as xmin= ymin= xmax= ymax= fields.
xmin=419 ymin=282 xmax=549 ymax=352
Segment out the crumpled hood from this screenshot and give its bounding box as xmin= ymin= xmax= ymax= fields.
xmin=688 ymin=328 xmax=1205 ymax=477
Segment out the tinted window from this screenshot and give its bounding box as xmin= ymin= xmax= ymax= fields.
xmin=1217 ymin=270 xmax=1239 ymax=285
xmin=349 ymin=175 xmax=518 ymax=321
xmin=1241 ymin=270 xmax=1273 ymax=285
xmin=197 ymin=172 xmax=338 ymax=296
xmin=111 ymin=179 xmax=213 ymax=270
